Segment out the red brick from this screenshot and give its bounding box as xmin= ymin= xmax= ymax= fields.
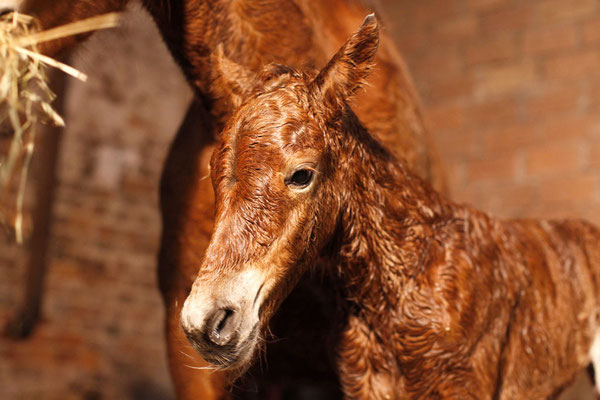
xmin=453 ymin=185 xmax=490 ymax=209
xmin=430 ymin=15 xmax=479 ymax=43
xmin=411 ymin=0 xmax=463 ymax=27
xmin=582 ymin=18 xmax=600 ymax=45
xmin=465 ymin=35 xmax=517 ymax=66
xmin=529 ymin=202 xmax=588 ymax=221
xmin=381 ymin=0 xmax=415 ymax=27
xmin=480 ymin=5 xmax=534 ymax=34
xmin=577 ymin=205 xmax=600 ymax=226
xmin=587 ymin=79 xmax=600 ymax=111
xmin=423 ymin=75 xmax=474 ymax=105
xmin=534 ymin=0 xmax=599 ymax=24
xmin=484 ymin=122 xmax=540 ymax=153
xmin=394 ymin=28 xmax=427 ymax=55
xmin=462 ymin=184 xmax=539 ymax=218
xmin=466 ymin=0 xmax=505 ymax=12
xmin=466 ymin=154 xmax=517 ymax=183
xmin=544 ymin=50 xmax=600 ymax=80
xmin=413 ymin=49 xmax=463 ymax=82
xmin=523 ymin=24 xmax=578 ymax=55
xmin=537 ymin=173 xmax=599 ymax=205
xmin=524 ymin=85 xmax=582 ymax=117
xmin=589 ymin=140 xmax=600 ymax=168
xmin=470 ymin=98 xmax=521 ymax=126
xmin=474 ymin=61 xmax=537 ymax=97
xmin=437 ymin=159 xmax=466 ymax=197
xmin=492 ymin=184 xmax=540 ymax=217
xmin=425 ymin=103 xmax=466 ymax=132
xmin=540 ymin=115 xmax=600 ymax=140
xmin=432 ymin=128 xmax=481 ymax=158
xmin=525 ymin=140 xmax=584 ymax=177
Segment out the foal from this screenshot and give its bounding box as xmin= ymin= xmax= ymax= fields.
xmin=181 ymin=15 xmax=600 ymax=399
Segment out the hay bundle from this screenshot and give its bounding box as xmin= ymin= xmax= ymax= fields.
xmin=0 ymin=11 xmax=120 ymax=242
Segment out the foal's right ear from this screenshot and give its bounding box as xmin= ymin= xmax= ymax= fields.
xmin=311 ymin=14 xmax=379 ymax=109
xmin=210 ymin=45 xmax=258 ymax=109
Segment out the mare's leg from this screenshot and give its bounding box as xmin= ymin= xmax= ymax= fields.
xmin=164 ymin=282 xmax=229 ymax=399
xmin=158 ymin=99 xmax=229 ymax=399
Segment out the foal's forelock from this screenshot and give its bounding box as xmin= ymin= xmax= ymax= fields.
xmin=212 ymin=87 xmax=319 ymax=186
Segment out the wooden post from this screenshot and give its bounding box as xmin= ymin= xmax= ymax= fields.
xmin=5 ymin=65 xmax=69 ymax=338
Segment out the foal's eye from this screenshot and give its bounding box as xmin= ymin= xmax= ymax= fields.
xmin=287 ymin=169 xmax=314 ymax=188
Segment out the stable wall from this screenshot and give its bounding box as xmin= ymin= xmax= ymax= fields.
xmin=2 ymin=0 xmax=600 ymax=398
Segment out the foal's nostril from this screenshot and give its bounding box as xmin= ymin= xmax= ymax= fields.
xmin=206 ymin=307 xmax=238 ymax=346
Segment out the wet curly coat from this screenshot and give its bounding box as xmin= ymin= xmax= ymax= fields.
xmin=186 ymin=15 xmax=600 ymax=399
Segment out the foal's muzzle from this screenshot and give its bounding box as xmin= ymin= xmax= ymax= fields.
xmin=180 ymin=270 xmax=266 ymax=368
xmin=181 ymin=305 xmax=242 ymax=367
xmin=180 ymin=301 xmax=258 ymax=368
xmin=182 ymin=305 xmax=241 ymax=348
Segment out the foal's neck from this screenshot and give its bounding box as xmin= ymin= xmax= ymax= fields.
xmin=334 ymin=111 xmax=450 ymax=303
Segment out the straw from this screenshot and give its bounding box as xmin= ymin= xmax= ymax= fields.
xmin=0 ymin=11 xmax=121 ymax=243
xmin=15 ymin=12 xmax=121 ymax=48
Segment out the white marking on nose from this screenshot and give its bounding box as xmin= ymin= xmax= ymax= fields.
xmin=180 ymin=268 xmax=268 ymax=332
xmin=180 ymin=294 xmax=212 ymax=332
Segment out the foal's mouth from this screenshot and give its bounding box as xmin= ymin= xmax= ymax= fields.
xmin=187 ymin=323 xmax=260 ymax=370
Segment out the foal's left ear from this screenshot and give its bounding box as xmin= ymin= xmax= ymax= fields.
xmin=311 ymin=14 xmax=379 ymax=107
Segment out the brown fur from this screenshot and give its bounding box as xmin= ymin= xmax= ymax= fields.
xmin=21 ymin=1 xmax=446 ymax=398
xmin=186 ymin=16 xmax=600 ymax=399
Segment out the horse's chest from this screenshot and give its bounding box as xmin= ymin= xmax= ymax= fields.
xmin=337 ymin=311 xmax=458 ymax=398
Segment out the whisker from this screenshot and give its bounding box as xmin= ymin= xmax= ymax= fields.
xmin=183 ymin=364 xmax=217 ymax=371
xmin=261 ymin=335 xmax=286 ymax=344
xmin=179 ymin=350 xmax=198 ymax=360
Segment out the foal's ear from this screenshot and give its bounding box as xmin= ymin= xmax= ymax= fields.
xmin=311 ymin=14 xmax=379 ymax=107
xmin=211 ymin=45 xmax=258 ymax=108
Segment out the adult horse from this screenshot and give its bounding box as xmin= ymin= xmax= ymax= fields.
xmin=5 ymin=0 xmax=445 ymax=398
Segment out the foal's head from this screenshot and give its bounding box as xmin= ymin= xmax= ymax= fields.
xmin=181 ymin=14 xmax=380 ymax=370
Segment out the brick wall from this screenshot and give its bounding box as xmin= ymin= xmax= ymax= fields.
xmin=2 ymin=0 xmax=600 ymax=399
xmin=383 ymin=0 xmax=600 ymax=226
